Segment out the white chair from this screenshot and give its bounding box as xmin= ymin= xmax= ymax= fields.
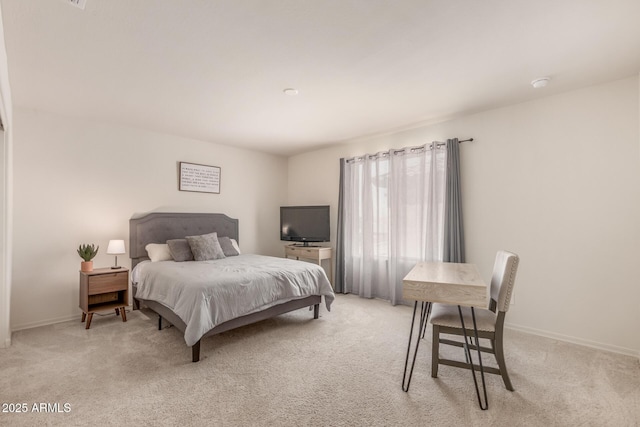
xmin=429 ymin=250 xmax=520 ymax=390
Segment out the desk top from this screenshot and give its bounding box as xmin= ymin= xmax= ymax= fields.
xmin=402 ymin=262 xmax=488 ymax=308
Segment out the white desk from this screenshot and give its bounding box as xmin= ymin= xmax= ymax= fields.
xmin=402 ymin=262 xmax=487 ymax=307
xmin=401 ymin=261 xmax=490 ymax=409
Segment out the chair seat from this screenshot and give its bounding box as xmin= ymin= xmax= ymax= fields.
xmin=430 ymin=303 xmax=497 ymax=332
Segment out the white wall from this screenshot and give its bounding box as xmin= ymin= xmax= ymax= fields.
xmin=0 ymin=1 xmax=13 ymax=349
xmin=11 ymin=108 xmax=288 ymax=330
xmin=288 ymin=76 xmax=640 ymax=356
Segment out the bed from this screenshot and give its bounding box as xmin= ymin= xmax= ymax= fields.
xmin=129 ymin=212 xmax=334 ymax=362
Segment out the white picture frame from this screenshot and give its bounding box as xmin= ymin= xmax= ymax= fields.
xmin=179 ymin=162 xmax=221 ymax=194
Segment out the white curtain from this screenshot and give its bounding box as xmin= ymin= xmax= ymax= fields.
xmin=343 ymin=143 xmax=447 ymax=304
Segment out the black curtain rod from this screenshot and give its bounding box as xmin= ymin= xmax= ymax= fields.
xmin=434 ymin=137 xmax=473 ymax=147
xmin=347 ymin=138 xmax=474 ymax=162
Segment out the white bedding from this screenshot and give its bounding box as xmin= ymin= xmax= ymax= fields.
xmin=132 ymin=254 xmax=335 ymax=346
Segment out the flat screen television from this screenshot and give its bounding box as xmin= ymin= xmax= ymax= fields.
xmin=280 ymin=205 xmax=330 ymax=246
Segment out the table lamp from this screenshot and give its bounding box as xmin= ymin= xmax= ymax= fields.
xmin=106 ymin=239 xmax=126 ymax=269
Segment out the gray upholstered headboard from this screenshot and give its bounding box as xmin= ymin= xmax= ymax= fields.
xmin=129 ymin=212 xmax=239 ymax=268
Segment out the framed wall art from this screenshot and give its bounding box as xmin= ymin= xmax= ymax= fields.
xmin=179 ymin=162 xmax=221 ymax=194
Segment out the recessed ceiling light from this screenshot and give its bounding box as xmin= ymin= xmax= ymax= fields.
xmin=531 ymin=77 xmax=550 ymax=89
xmin=283 ymin=88 xmax=299 ymax=96
xmin=64 ymin=0 xmax=87 ymax=9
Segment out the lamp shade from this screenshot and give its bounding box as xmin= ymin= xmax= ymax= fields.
xmin=106 ymin=239 xmax=126 ymax=255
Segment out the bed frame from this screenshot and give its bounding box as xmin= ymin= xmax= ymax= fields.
xmin=129 ymin=212 xmax=321 ymax=362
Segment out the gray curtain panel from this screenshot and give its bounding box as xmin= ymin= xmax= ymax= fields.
xmin=334 ymin=158 xmax=347 ymax=293
xmin=443 ymin=138 xmax=465 ymax=263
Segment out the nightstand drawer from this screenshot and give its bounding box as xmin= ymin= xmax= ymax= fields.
xmin=285 ymin=245 xmax=332 ymax=259
xmin=88 ymin=272 xmax=128 ymax=295
xmin=285 ymin=246 xmax=300 ymax=256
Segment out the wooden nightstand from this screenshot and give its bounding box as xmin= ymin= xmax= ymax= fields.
xmin=79 ymin=267 xmax=129 ymax=329
xmin=284 ymin=245 xmax=333 ymax=287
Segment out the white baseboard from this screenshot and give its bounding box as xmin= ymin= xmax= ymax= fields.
xmin=505 ymin=322 xmax=639 ymax=359
xmin=11 ymin=314 xmax=79 ymax=332
xmin=1 ymin=336 xmax=10 ymax=348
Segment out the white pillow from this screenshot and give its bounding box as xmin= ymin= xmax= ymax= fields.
xmin=231 ymin=239 xmax=241 ymax=254
xmin=145 ymin=243 xmax=173 ymax=262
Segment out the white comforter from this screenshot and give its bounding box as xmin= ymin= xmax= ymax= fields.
xmin=132 ymin=254 xmax=335 ymax=346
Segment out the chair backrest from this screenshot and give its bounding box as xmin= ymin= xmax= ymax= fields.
xmin=489 ymin=250 xmax=520 ymax=313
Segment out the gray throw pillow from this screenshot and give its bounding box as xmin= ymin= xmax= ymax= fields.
xmin=218 ymin=236 xmax=239 ymax=257
xmin=166 ymin=239 xmax=194 ymax=262
xmin=186 ymin=232 xmax=226 ymax=261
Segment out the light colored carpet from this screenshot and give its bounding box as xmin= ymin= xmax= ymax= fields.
xmin=1 ymin=294 xmax=639 ymax=426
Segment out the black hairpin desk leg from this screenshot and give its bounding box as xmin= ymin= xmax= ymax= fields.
xmin=402 ymin=301 xmax=431 ymax=392
xmin=458 ymin=305 xmax=488 ymax=410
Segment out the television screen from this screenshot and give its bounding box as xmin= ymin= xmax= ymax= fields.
xmin=280 ymin=206 xmax=330 ymax=245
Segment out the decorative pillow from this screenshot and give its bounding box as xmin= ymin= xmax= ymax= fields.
xmin=145 ymin=243 xmax=173 ymax=262
xmin=167 ymin=239 xmax=194 ymax=262
xmin=230 ymin=238 xmax=241 ymax=254
xmin=218 ymin=236 xmax=239 ymax=257
xmin=186 ymin=232 xmax=226 ymax=261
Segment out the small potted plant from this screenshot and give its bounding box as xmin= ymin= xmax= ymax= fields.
xmin=78 ymin=244 xmax=99 ymax=272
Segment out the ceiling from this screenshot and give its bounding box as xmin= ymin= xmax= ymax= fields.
xmin=2 ymin=0 xmax=640 ymax=156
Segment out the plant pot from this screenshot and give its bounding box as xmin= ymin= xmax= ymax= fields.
xmin=80 ymin=261 xmax=93 ymax=272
